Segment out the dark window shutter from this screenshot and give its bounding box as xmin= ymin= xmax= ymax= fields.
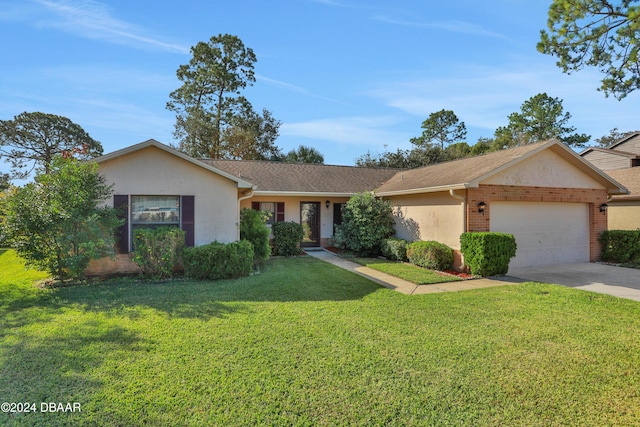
xmin=276 ymin=202 xmax=285 ymax=222
xmin=181 ymin=196 xmax=195 ymax=247
xmin=252 ymin=201 xmax=260 ymax=211
xmin=114 ymin=195 xmax=129 ymax=254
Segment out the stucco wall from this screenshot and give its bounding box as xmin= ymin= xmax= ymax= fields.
xmin=484 ymin=149 xmax=606 ymax=188
xmin=98 ymin=145 xmax=241 ymax=246
xmin=608 ymin=203 xmax=640 ymax=230
xmin=387 ymin=192 xmax=464 ymax=250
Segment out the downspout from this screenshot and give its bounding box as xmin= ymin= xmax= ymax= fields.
xmin=237 ymin=188 xmax=255 ymax=240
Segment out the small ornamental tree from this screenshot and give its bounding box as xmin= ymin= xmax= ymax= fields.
xmin=1 ymin=157 xmax=122 ymax=280
xmin=334 ymin=192 xmax=395 ymax=256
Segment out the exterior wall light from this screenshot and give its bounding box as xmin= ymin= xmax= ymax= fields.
xmin=477 ymin=201 xmax=487 ymax=215
xmin=326 ymin=200 xmax=331 ymax=208
xmin=600 ymin=203 xmax=608 ymax=214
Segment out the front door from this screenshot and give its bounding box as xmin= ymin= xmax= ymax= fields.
xmin=300 ymin=202 xmax=320 ymax=247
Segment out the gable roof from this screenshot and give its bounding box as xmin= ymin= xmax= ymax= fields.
xmin=605 ymin=167 xmax=640 ymax=201
xmin=580 ymin=146 xmax=640 ymax=159
xmin=607 ymin=131 xmax=640 ymax=151
xmin=94 ymin=139 xmax=254 ymax=189
xmin=376 ymin=139 xmax=628 ymax=196
xmin=204 ymin=159 xmax=401 ymax=196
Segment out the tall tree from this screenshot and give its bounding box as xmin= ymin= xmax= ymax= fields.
xmin=0 ymin=112 xmax=102 ymax=179
xmin=538 ymin=0 xmax=640 ymax=99
xmin=285 ymin=145 xmax=324 ymax=164
xmin=0 ymin=172 xmax=9 ymax=191
xmin=411 ymin=109 xmax=467 ymax=149
xmin=493 ymin=93 xmax=590 ymax=148
xmin=167 ymin=34 xmax=280 ymax=159
xmin=224 ymin=108 xmax=282 ymax=160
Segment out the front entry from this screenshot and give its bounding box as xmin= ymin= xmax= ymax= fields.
xmin=300 ymin=202 xmax=320 ymax=247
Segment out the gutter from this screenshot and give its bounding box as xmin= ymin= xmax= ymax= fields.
xmin=236 ymin=188 xmax=255 ymax=240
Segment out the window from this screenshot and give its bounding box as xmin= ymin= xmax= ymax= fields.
xmin=131 ymin=195 xmax=180 ymax=233
xmin=114 ymin=195 xmax=194 ymax=254
xmin=252 ymin=202 xmax=285 ymax=224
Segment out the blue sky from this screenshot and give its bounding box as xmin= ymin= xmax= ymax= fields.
xmin=1 ymin=0 xmax=639 ymax=175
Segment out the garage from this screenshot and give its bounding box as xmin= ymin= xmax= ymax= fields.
xmin=490 ymin=201 xmax=590 ymax=268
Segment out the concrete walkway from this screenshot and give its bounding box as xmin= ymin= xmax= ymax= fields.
xmin=305 ymin=249 xmax=518 ymax=295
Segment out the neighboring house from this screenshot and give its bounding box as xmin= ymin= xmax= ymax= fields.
xmin=88 ymin=138 xmax=626 ymax=275
xmin=602 ymin=167 xmax=640 ymax=230
xmin=581 ymin=132 xmax=640 ymax=170
xmin=580 ymin=133 xmax=640 ymax=230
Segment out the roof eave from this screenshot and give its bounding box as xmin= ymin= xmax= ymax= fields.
xmin=94 ymin=139 xmax=254 ymax=189
xmin=376 ymin=184 xmax=468 ymax=197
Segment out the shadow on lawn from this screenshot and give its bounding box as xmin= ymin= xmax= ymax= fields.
xmin=0 ymin=321 xmax=149 ymax=427
xmin=47 ymin=257 xmax=380 ymax=321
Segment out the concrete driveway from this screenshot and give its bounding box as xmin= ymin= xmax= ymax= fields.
xmin=507 ymin=263 xmax=640 ymax=302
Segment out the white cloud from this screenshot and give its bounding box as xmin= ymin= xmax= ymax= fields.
xmin=282 ymin=115 xmax=412 ymax=148
xmin=365 ymin=58 xmax=640 ymax=143
xmin=374 ymin=16 xmax=509 ymax=40
xmin=16 ymin=0 xmax=190 ymax=53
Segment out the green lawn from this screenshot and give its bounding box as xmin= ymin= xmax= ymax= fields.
xmin=352 ymin=257 xmax=462 ymax=284
xmin=2 ymin=249 xmax=640 ymax=426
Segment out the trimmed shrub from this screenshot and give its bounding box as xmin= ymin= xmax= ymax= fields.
xmin=240 ymin=208 xmax=271 ymax=263
xmin=599 ymin=229 xmax=640 ymax=263
xmin=460 ymin=232 xmax=517 ymax=277
xmin=132 ymin=227 xmax=186 ymax=278
xmin=406 ymin=241 xmax=453 ymax=271
xmin=272 ymin=221 xmax=304 ymax=256
xmin=334 ymin=192 xmax=395 ymax=256
xmin=183 ymin=240 xmax=254 ymax=280
xmin=381 ymin=237 xmax=408 ymax=261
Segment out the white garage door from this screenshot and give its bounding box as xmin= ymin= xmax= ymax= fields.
xmin=490 ymin=202 xmax=589 ymax=268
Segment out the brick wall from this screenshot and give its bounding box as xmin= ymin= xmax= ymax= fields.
xmin=85 ymin=254 xmax=140 ymax=276
xmin=466 ymin=184 xmax=609 ymax=262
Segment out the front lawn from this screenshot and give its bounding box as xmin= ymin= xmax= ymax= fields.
xmin=352 ymin=257 xmax=462 ymax=284
xmin=2 ymin=249 xmax=640 ymax=426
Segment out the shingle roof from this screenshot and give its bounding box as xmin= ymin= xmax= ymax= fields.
xmin=606 ymin=167 xmax=640 ymax=201
xmin=581 ymin=146 xmax=640 ymax=158
xmin=375 ymin=141 xmax=550 ymax=195
xmin=375 ymin=139 xmax=627 ymax=195
xmin=204 ymin=159 xmax=401 ymax=194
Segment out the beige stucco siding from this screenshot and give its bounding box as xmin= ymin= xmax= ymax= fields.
xmin=608 ymin=203 xmax=640 ymax=230
xmin=484 ymin=149 xmax=606 ymax=188
xmin=388 ymin=192 xmax=464 ymax=249
xmin=240 ymin=195 xmax=350 ymax=243
xmin=98 ymin=145 xmax=240 ymax=245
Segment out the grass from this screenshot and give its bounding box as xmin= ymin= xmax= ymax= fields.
xmin=2 ymin=249 xmax=640 ymax=426
xmin=351 ymin=257 xmax=462 ymax=284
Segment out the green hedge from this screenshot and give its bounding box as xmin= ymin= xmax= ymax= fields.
xmin=460 ymin=232 xmax=517 ymax=277
xmin=132 ymin=227 xmax=186 ymax=278
xmin=381 ymin=237 xmax=408 ymax=261
xmin=599 ymin=230 xmax=640 ymax=263
xmin=183 ymin=240 xmax=254 ymax=280
xmin=406 ymin=241 xmax=453 ymax=271
xmin=272 ymin=221 xmax=304 ymax=256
